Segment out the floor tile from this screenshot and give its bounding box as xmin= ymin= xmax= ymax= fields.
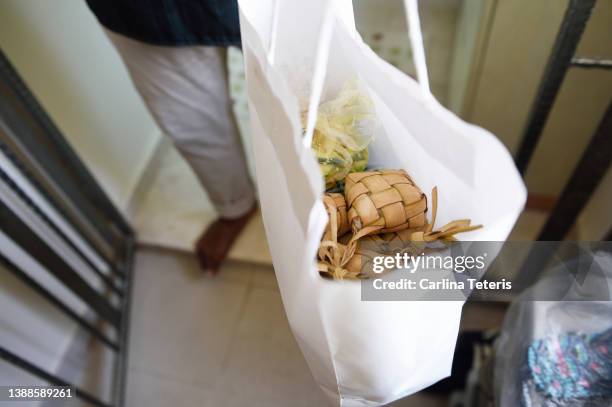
xmin=217 ymin=287 xmax=329 ymax=407
xmin=126 ymin=368 xmax=210 ymax=407
xmin=127 ymin=365 xmax=288 ymax=407
xmin=127 ymin=248 xmax=458 ymax=406
xmin=210 ymin=259 xmax=254 ymax=286
xmin=129 ymin=249 xmax=249 ymax=387
xmin=250 ymin=263 xmax=279 ymax=291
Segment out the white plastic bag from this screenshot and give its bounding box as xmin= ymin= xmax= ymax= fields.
xmin=238 ymin=0 xmax=526 ymax=405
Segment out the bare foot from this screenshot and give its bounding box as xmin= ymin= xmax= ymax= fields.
xmin=195 ymin=205 xmax=257 ymax=274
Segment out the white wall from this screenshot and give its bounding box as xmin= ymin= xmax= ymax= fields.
xmin=0 ymin=0 xmax=160 ymax=209
xmin=522 ymin=0 xmax=612 ymax=196
xmin=464 ymin=0 xmax=567 ymax=157
xmin=447 ymin=0 xmax=487 ymax=114
xmin=464 ymin=0 xmax=612 ymax=198
xmin=459 ymin=0 xmax=612 ymax=238
xmin=576 ymin=167 xmax=612 ymax=240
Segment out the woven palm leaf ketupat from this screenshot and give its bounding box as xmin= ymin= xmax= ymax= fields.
xmin=341 ymin=234 xmax=413 ymax=278
xmin=391 ymin=186 xmax=482 ymax=242
xmin=318 ymin=225 xmax=381 ymax=280
xmin=345 ymin=170 xmax=427 ymax=235
xmin=322 ymin=193 xmax=350 ymax=242
xmin=318 ymin=185 xmax=483 ymax=280
xmin=338 ymin=233 xmax=378 ymax=278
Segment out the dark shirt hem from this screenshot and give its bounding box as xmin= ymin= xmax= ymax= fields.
xmin=86 ymin=0 xmax=242 ymax=48
xmin=104 ymin=26 xmax=240 ymax=48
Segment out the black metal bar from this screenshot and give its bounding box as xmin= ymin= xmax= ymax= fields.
xmin=0 ymin=166 xmax=124 ymax=296
xmin=571 ymin=57 xmax=612 ymax=70
xmin=0 ymin=123 xmax=125 ymax=279
xmin=537 ymin=102 xmax=612 ymax=240
xmin=0 ymin=47 xmax=133 ymax=407
xmin=0 ymin=129 xmax=125 ymax=278
xmin=0 ymin=200 xmax=121 ymax=328
xmin=0 ymin=52 xmax=131 ymax=276
xmin=0 ymin=254 xmax=119 ymax=351
xmin=112 ymin=238 xmax=135 ymax=407
xmin=0 ymin=346 xmax=112 ymax=407
xmin=0 ymin=88 xmax=123 ymax=265
xmin=512 ymin=241 xmax=561 ymax=293
xmin=514 ymin=0 xmax=597 ymax=175
xmin=0 ymin=51 xmax=132 ymax=238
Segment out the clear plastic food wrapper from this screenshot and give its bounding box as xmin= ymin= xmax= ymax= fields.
xmin=494 ymin=251 xmax=612 ymax=407
xmin=310 ymin=80 xmax=376 ymax=189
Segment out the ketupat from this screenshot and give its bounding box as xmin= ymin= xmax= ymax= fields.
xmin=345 ymin=170 xmax=427 ymax=234
xmin=310 ymin=82 xmax=484 ymax=280
xmin=318 ymin=171 xmax=483 ymax=280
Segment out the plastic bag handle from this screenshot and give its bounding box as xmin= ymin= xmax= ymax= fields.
xmin=302 ymin=0 xmax=431 ymax=96
xmin=266 ymin=0 xmax=336 ymax=149
xmin=403 ymin=0 xmax=431 ymax=96
xmin=302 ymin=0 xmax=432 ymax=149
xmin=302 ymin=1 xmax=336 ymax=149
xmin=267 ymin=0 xmax=281 ymax=64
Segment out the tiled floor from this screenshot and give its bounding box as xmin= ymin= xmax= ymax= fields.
xmin=126 ymin=247 xmax=460 ymax=406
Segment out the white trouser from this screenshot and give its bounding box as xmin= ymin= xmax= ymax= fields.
xmin=106 ymin=29 xmax=255 ymax=219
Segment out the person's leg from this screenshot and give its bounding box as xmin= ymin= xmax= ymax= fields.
xmin=106 ymin=29 xmax=256 ymax=272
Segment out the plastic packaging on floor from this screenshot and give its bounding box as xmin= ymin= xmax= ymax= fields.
xmin=494 ymin=252 xmax=612 ymax=407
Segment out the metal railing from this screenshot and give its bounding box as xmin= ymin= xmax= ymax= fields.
xmin=514 ymin=0 xmax=611 ymax=242
xmin=0 ymin=49 xmax=134 ymax=407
